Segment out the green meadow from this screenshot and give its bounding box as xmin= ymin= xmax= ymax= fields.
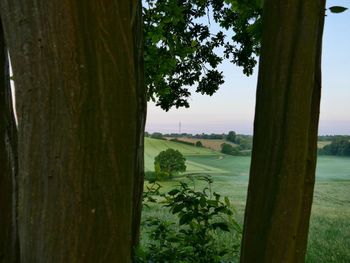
xmin=143 ymin=138 xmax=350 ymax=262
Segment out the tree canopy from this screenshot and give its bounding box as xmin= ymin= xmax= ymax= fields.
xmin=226 ymin=130 xmax=236 ymax=143
xmin=154 ymin=148 xmax=186 ymax=177
xmin=319 ymin=139 xmax=350 ymax=156
xmin=143 ymin=0 xmax=262 ymax=110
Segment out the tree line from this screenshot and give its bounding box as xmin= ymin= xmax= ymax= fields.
xmin=318 ymin=139 xmax=350 ymax=156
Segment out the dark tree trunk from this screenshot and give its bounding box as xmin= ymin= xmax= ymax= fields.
xmin=0 ymin=1 xmax=145 ymax=262
xmin=131 ymin=0 xmax=146 ymax=249
xmin=0 ymin=17 xmax=19 ymax=263
xmin=240 ymin=1 xmax=326 ymax=262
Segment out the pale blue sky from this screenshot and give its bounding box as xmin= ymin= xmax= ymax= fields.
xmin=146 ymin=1 xmax=350 ymax=135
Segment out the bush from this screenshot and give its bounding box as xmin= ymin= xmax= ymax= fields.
xmin=135 ymin=176 xmax=242 ymax=263
xmin=150 ymin=132 xmax=165 ymax=140
xmin=320 ymin=139 xmax=350 ymax=156
xmin=235 ymin=135 xmax=252 ymax=150
xmin=195 ymin=141 xmax=203 ymax=147
xmin=221 ymin=143 xmax=240 ymax=156
xmin=170 ymin=138 xmax=195 ymax=146
xmin=144 ymin=171 xmax=157 ymax=181
xmin=192 ymin=133 xmax=224 ymax=139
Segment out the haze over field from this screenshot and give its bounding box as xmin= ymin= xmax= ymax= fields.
xmin=143 ymin=137 xmax=350 ymax=262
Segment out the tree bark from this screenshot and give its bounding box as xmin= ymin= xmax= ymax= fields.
xmin=0 ymin=17 xmax=19 ymax=263
xmin=240 ymin=1 xmax=326 ymax=262
xmin=0 ymin=1 xmax=145 ymax=262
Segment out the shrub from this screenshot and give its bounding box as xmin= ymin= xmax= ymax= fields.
xmin=221 ymin=143 xmax=240 ymax=156
xmin=195 ymin=141 xmax=203 ymax=147
xmin=135 ymin=176 xmax=242 ymax=262
xmin=150 ymin=132 xmax=165 ymax=140
xmin=321 ymin=139 xmax=350 ymax=156
xmin=170 ymin=138 xmax=195 ymax=146
xmin=144 ymin=171 xmax=157 ymax=181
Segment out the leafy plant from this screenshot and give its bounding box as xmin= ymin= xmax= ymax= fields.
xmin=135 ymin=175 xmax=242 ymax=262
xmin=142 ymin=181 xmax=162 ymax=207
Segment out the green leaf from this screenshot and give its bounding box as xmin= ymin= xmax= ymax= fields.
xmin=224 ymin=196 xmax=230 ymax=206
xmin=199 ymin=196 xmax=206 ymax=207
xmin=167 ymin=236 xmax=180 ymax=242
xmin=208 ymin=200 xmax=218 ymax=207
xmin=172 ymin=204 xmax=185 ymax=214
xmin=213 ymin=192 xmax=220 ymax=201
xmin=168 ymin=189 xmax=180 ymax=196
xmin=329 ymin=6 xmax=348 ymax=13
xmin=211 ymin=222 xmax=230 ymax=232
xmin=214 ymin=207 xmax=227 ymax=214
xmin=256 ymin=0 xmax=264 ymax=8
xmin=179 ymin=213 xmax=193 ymax=225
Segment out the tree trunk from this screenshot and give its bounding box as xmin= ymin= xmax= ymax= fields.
xmin=0 ymin=17 xmax=19 ymax=263
xmin=240 ymin=1 xmax=326 ymax=262
xmin=0 ymin=1 xmax=145 ymax=262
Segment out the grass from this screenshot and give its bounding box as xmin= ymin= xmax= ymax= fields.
xmin=166 ymin=137 xmax=239 ymax=151
xmin=317 ymin=141 xmax=332 ymax=149
xmin=143 ymin=137 xmax=350 ymax=262
xmin=145 ymin=137 xmax=219 ymax=172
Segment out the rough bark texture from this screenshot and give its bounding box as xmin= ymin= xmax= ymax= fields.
xmin=240 ymin=1 xmax=326 ymax=262
xmin=0 ymin=1 xmax=145 ymax=262
xmin=0 ymin=17 xmax=19 ymax=263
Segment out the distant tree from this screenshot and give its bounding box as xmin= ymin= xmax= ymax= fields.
xmin=318 ymin=135 xmax=350 ymax=142
xmin=226 ymin=131 xmax=237 ymax=143
xmin=236 ymin=136 xmax=252 ymax=150
xmin=154 ymin=149 xmax=186 ymax=178
xmin=221 ymin=143 xmax=239 ymax=156
xmin=170 ymin=138 xmax=195 ymax=146
xmin=343 ymin=144 xmax=350 ymax=156
xmin=151 ymin=132 xmax=164 ymax=139
xmin=193 ymin=133 xmax=224 ymax=139
xmin=320 ymin=139 xmax=350 ymax=156
xmin=195 ymin=141 xmax=203 ymax=147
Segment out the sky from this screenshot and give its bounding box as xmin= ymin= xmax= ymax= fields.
xmin=146 ymin=1 xmax=350 ymax=135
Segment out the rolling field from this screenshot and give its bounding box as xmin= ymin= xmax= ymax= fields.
xmin=317 ymin=140 xmax=332 ymax=148
xmin=165 ymin=137 xmax=239 ymax=151
xmin=143 ymin=138 xmax=350 ymax=262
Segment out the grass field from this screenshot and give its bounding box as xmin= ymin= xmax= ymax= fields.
xmin=165 ymin=137 xmax=239 ymax=151
xmin=317 ymin=141 xmax=332 ymax=148
xmin=143 ymin=138 xmax=350 ymax=262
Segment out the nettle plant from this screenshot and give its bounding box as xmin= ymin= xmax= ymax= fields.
xmin=135 ymin=175 xmax=242 ymax=263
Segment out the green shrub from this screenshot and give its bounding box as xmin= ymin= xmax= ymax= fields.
xmin=195 ymin=141 xmax=203 ymax=147
xmin=144 ymin=171 xmax=157 ymax=181
xmin=135 ymin=176 xmax=242 ymax=263
xmin=221 ymin=143 xmax=240 ymax=156
xmin=320 ymin=139 xmax=350 ymax=156
xmin=170 ymin=138 xmax=195 ymax=146
xmin=154 ymin=162 xmax=170 ymax=180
